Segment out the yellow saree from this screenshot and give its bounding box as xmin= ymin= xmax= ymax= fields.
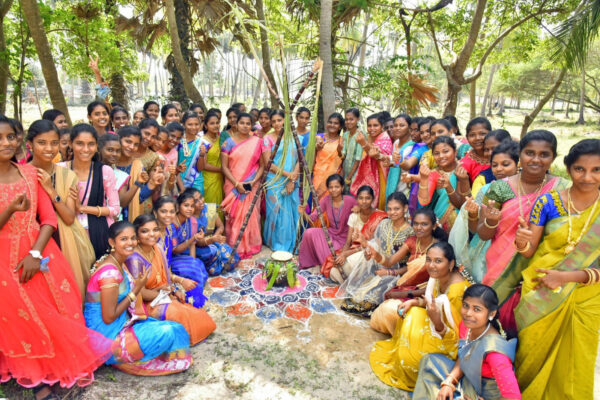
xmin=515 ymin=192 xmax=600 ymax=400
xmin=54 ymin=165 xmax=96 ymax=297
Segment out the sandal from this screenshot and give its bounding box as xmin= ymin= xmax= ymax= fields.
xmin=32 ymin=385 xmax=59 ymax=400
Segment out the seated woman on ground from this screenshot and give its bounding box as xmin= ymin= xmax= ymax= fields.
xmin=413 ymin=284 xmax=520 ymax=400
xmin=84 ymin=221 xmax=192 ymax=376
xmin=369 ymin=242 xmax=470 ymax=392
xmin=125 ymin=214 xmax=216 ymax=346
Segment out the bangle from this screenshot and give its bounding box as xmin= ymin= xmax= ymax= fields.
xmin=96 ymin=206 xmax=102 ymax=217
xmin=440 ymin=380 xmax=456 ymax=392
xmin=459 ymin=189 xmax=471 ymax=196
xmin=468 ymin=212 xmax=479 ymax=221
xmin=483 ymin=218 xmax=499 ymax=229
xmin=127 ymin=292 xmax=136 ymax=302
xmin=446 ymin=186 xmax=456 ymax=195
xmin=446 ymin=374 xmax=458 ymax=385
xmin=515 ymin=240 xmax=531 ymax=253
xmin=134 ymin=181 xmax=144 ymax=188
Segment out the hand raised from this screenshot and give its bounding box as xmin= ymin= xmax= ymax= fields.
xmin=419 ymin=163 xmax=431 ymax=179
xmin=481 ymin=200 xmax=501 ymax=225
xmin=455 ymin=164 xmax=469 ymax=181
xmin=133 ymin=268 xmax=151 ymax=294
xmin=8 ymin=193 xmax=30 ymax=214
xmin=464 ymin=196 xmax=479 ymax=216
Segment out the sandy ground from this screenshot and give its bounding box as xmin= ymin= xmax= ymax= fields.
xmin=2 ymin=247 xmax=600 ymax=399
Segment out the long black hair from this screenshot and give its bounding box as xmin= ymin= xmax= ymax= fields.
xmin=564 ymin=139 xmax=600 ymax=169
xmin=27 ymin=120 xmax=59 ymax=142
xmin=133 ymin=213 xmax=157 ymax=233
xmin=108 ymin=220 xmax=134 ymax=240
xmin=463 ymin=284 xmax=502 ymax=333
xmin=412 ymin=208 xmax=448 ymax=241
xmin=520 ymin=129 xmax=558 ymax=158
xmin=427 ymin=241 xmax=456 ymax=270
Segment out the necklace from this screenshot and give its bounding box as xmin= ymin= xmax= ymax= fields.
xmin=330 ymin=196 xmax=344 ymax=229
xmin=468 ymin=150 xmax=489 ymax=166
xmin=385 ymin=221 xmax=409 ymax=254
xmin=464 ymin=323 xmax=491 ymax=358
xmin=517 ymin=174 xmax=547 ymax=218
xmin=565 ymin=188 xmax=600 ymax=254
xmin=109 ymin=254 xmax=123 ymax=275
xmin=138 ymin=245 xmax=160 ymax=283
xmin=415 ymin=237 xmax=434 ymax=257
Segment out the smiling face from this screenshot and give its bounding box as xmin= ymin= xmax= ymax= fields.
xmin=120 ymin=134 xmax=140 ymax=159
xmin=392 ymin=117 xmax=409 ymax=142
xmin=29 ymin=130 xmax=60 ymax=164
xmin=425 ymin=246 xmax=454 ymax=280
xmin=146 ymin=104 xmax=160 ymax=120
xmin=258 ymin=112 xmax=271 ymax=130
xmin=356 ymin=190 xmax=374 ymax=211
xmin=461 ymin=296 xmax=495 ymax=330
xmin=155 ymin=201 xmax=177 ymax=226
xmin=367 ymin=118 xmax=383 ymax=139
xmin=167 ymin=129 xmax=183 ymax=149
xmin=152 ymin=131 xmax=169 ymax=152
xmin=205 ymin=116 xmax=220 ymax=136
xmin=53 ymin=114 xmax=68 ymax=130
xmin=163 ymin=108 xmax=180 ymax=124
xmin=59 ymin=132 xmax=71 ymax=160
xmin=0 ymin=122 xmax=17 ymax=162
xmin=432 ymin=142 xmax=456 ymax=170
xmin=420 ymin=123 xmax=432 ymax=145
xmin=133 ymin=111 xmax=145 ymax=126
xmin=326 ymin=117 xmax=342 ymax=136
xmin=412 ymin=213 xmax=434 ymax=239
xmin=89 ymin=105 xmax=109 ymax=131
xmin=109 ymin=227 xmax=137 ymax=259
xmin=386 ymin=199 xmax=407 ymax=222
xmin=491 ymin=153 xmax=517 ymax=180
xmin=112 ymin=110 xmax=130 ymax=131
xmin=183 ymin=117 xmax=200 ymax=138
xmin=327 ymin=179 xmax=343 ymax=199
xmin=178 ymin=197 xmax=196 ymax=219
xmin=100 ymin=139 xmax=121 ymax=165
xmin=344 ymin=112 xmax=358 ymax=131
xmin=72 ymin=132 xmax=97 ymax=163
xmin=431 ymin=123 xmax=450 ymax=138
xmin=520 ymin=140 xmax=555 ymax=178
xmin=271 ymin=114 xmax=284 ymax=133
xmin=227 ymin=112 xmax=238 ymax=129
xmin=140 ymin=126 xmax=158 ymax=149
xmin=136 ymin=220 xmax=160 ymax=248
xmin=466 ymin=123 xmax=489 ymax=153
xmin=296 ymin=111 xmax=310 ymax=129
xmin=569 ymin=154 xmax=600 ymax=194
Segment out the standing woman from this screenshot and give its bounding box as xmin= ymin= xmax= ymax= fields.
xmin=110 ymin=107 xmax=130 ymax=131
xmin=143 ymin=100 xmax=160 ymax=120
xmin=197 ymin=111 xmax=224 ymax=209
xmin=313 ymin=113 xmax=344 ymax=199
xmin=0 ymin=115 xmax=112 ymax=396
xmin=385 ymin=114 xmax=414 ymax=199
xmin=297 ymin=174 xmax=357 ymax=269
xmin=87 ymin=101 xmax=111 ymax=134
xmin=84 ymin=221 xmax=192 ymax=376
xmin=513 ymin=139 xmax=600 ymax=399
xmin=161 ymin=104 xmax=180 ymax=125
xmin=220 ymin=113 xmax=265 ymax=259
xmin=460 ymin=117 xmax=492 ymax=183
xmin=28 ymin=120 xmax=96 ymax=297
xmin=295 ymin=107 xmax=311 ymax=149
xmin=132 ymin=110 xmax=146 ymax=126
xmin=60 ymin=124 xmax=120 ymax=259
xmin=179 ymin=111 xmax=205 ymax=192
xmin=219 ymin=107 xmax=240 ymax=146
xmin=257 ymin=107 xmax=272 ymax=139
xmin=475 ymin=130 xmax=569 ymax=333
xmin=263 ymin=109 xmax=300 ymax=253
xmin=340 ymin=108 xmax=364 ymax=185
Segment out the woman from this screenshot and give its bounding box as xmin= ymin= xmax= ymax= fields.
xmin=385 ymin=114 xmax=415 ymax=199
xmin=340 ymin=108 xmax=363 ymax=185
xmin=351 ymin=113 xmax=393 ymax=209
xmin=263 ymin=109 xmax=300 ymax=253
xmin=312 ymin=113 xmax=344 ymax=199
xmin=28 ymin=120 xmax=96 ymax=297
xmin=161 ymin=104 xmax=180 ymax=125
xmin=219 ymin=107 xmax=240 ymax=145
xmin=143 ymin=101 xmax=160 ymax=120
xmin=42 ymin=108 xmax=69 ymax=130
xmin=325 ymin=185 xmax=387 ymax=282
xmin=413 ymin=284 xmax=520 ymax=400
xmin=337 ymin=192 xmax=414 ymax=316
xmin=417 ymin=136 xmax=468 ymax=232
xmin=459 ymin=117 xmax=492 ymax=183
xmin=297 ymin=174 xmax=357 ymax=269
xmin=471 ymin=130 xmax=512 ymax=198
xmin=257 ymin=107 xmax=272 ymax=139
xmin=418 ymin=117 xmax=436 ymax=169
xmin=132 ymin=110 xmax=146 ymax=126
xmin=513 ymin=139 xmax=600 ymax=399
xmin=84 ymin=221 xmax=192 ymax=376
xmin=475 ymin=130 xmax=570 ymax=335
xmin=98 ymin=133 xmax=130 ymax=200
xmin=198 ymin=111 xmax=224 ymax=209
xmin=0 ymin=115 xmax=111 ymax=398
xmin=60 ymin=124 xmax=120 ymax=259
xmin=179 ymin=111 xmax=204 ymax=192
xmin=87 ymin=101 xmax=111 ymax=134
xmin=110 ymin=107 xmax=130 ymax=131
xmin=295 ymin=107 xmax=311 ymax=149
xmin=369 ymin=242 xmax=470 ymax=391
xmin=449 ymin=141 xmax=519 ymax=283
xmin=125 ymin=214 xmax=216 ymax=345
xmin=220 ymin=113 xmax=265 ymax=259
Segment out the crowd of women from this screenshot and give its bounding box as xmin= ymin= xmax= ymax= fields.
xmin=0 ymin=96 xmax=598 ymax=400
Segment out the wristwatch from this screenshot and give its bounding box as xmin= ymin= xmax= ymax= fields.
xmin=29 ymin=250 xmax=43 ymax=260
xmin=52 ymin=195 xmax=61 ymax=203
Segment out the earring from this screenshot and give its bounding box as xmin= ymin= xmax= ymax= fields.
xmin=488 ymin=317 xmax=493 ymax=321
xmin=110 ymin=246 xmax=115 ymax=253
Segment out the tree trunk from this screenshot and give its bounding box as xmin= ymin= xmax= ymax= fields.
xmin=443 ymin=75 xmax=461 ymax=116
xmin=319 ymin=0 xmax=335 ymax=120
xmin=255 ymin=0 xmax=278 ymax=108
xmin=357 ymin=11 xmax=370 ymax=87
xmin=469 ymin=80 xmax=477 ymax=119
xmin=550 ymin=90 xmax=557 ymax=115
xmin=252 ymin=74 xmax=263 ymax=108
xmin=165 ymin=0 xmax=205 ymax=109
xmin=521 ymin=69 xmax=566 ymax=137
xmin=480 ymin=64 xmax=497 ymax=116
xmin=109 ymin=72 xmax=128 ymax=108
xmin=497 ymin=96 xmax=505 ymax=116
xmin=21 ymin=0 xmax=71 ymax=123
xmin=577 ymin=64 xmax=586 ymax=124
xmin=0 ymin=0 xmax=13 ymax=114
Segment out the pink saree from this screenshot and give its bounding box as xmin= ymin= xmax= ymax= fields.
xmin=350 ymin=133 xmax=392 ymax=210
xmin=220 ymin=136 xmax=263 ymax=259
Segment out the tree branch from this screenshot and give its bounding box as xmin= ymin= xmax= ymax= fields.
xmin=427 ymin=12 xmax=446 ymax=69
xmin=454 ymin=0 xmax=487 ymax=72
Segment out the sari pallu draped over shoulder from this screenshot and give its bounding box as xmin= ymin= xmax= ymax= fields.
xmin=220 ymin=136 xmax=263 ymax=259
xmin=126 ymin=159 xmax=152 ymax=222
xmin=514 ymin=196 xmax=600 ymax=400
xmin=350 ymin=133 xmax=393 ymax=210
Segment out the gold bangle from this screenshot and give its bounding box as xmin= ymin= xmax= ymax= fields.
xmin=446 ymin=186 xmax=456 ymax=195
xmin=483 ymin=218 xmax=499 ymax=229
xmin=583 ymin=269 xmax=593 ymax=286
xmin=468 ymin=212 xmax=479 ymax=221
xmin=515 ymin=240 xmax=531 ymax=254
xmin=127 ymin=292 xmax=136 ymax=302
xmin=96 ymin=206 xmax=102 ymax=217
xmin=446 ymin=374 xmax=458 ymax=385
xmin=459 ymin=189 xmax=471 ymax=196
xmin=440 ymin=380 xmax=456 ymax=392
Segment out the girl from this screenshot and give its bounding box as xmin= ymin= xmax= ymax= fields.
xmin=514 ymin=139 xmax=600 ymax=399
xmin=143 ymin=100 xmax=160 ymax=120
xmin=126 ymin=214 xmax=216 ymax=345
xmin=132 ymin=110 xmax=146 ymax=126
xmin=197 ymin=112 xmax=224 ymax=208
xmin=42 ymin=108 xmax=69 ymax=129
xmin=417 ymin=136 xmax=467 ymax=232
xmin=60 ymin=124 xmax=120 ymax=258
xmin=263 ymin=109 xmax=300 ymax=253
xmin=471 ymin=129 xmax=512 ymax=197
xmin=110 ymin=107 xmax=130 ymax=131
xmin=313 ymin=113 xmax=344 ymax=199
xmin=257 ymin=107 xmax=272 ymax=139
xmin=179 ymin=111 xmax=205 ymax=192
xmin=296 ymin=106 xmax=311 ymax=149
xmin=28 ymin=120 xmax=96 ymax=297
xmin=221 ymin=113 xmax=265 ymax=258
xmin=161 ymin=103 xmax=180 ymax=125
xmin=414 ymin=284 xmax=520 ymax=400
xmin=340 ymin=108 xmax=363 ymax=185
xmin=385 ymin=113 xmax=415 ymax=199
xmin=163 ymin=122 xmax=183 ymax=171
xmin=460 ymin=117 xmax=493 ymax=183
xmin=298 ymin=174 xmax=357 ymax=269
xmin=87 ymin=101 xmax=111 ymax=134
xmin=219 ymin=107 xmax=240 ymax=145
xmin=352 ymin=113 xmax=393 ymax=209
xmin=369 ymin=242 xmax=469 ymax=391
xmin=98 ymin=133 xmax=130 ymax=195
xmin=84 ymin=221 xmax=192 ymax=376
xmin=0 ymin=115 xmax=111 ymax=396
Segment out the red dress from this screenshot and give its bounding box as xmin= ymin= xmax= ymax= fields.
xmin=0 ymin=164 xmax=111 ymax=388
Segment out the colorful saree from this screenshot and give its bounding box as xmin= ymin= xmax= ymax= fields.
xmin=419 ymin=170 xmax=459 ymax=232
xmin=385 ymin=139 xmax=416 ymax=200
xmin=220 ymin=136 xmax=263 ymax=259
xmin=341 ymin=130 xmax=363 ymax=181
xmin=84 ymin=264 xmax=192 ymax=376
xmin=179 ymin=138 xmax=204 ymax=193
xmin=201 ymin=136 xmax=224 ymax=208
xmin=263 ymin=136 xmax=300 ymax=253
xmin=369 ymin=278 xmax=469 ymax=391
xmin=125 ymin=246 xmax=216 ymax=346
xmin=514 ymin=191 xmax=600 ymax=400
xmin=313 ymin=137 xmax=342 ymax=199
xmin=350 ymin=133 xmax=393 ymax=210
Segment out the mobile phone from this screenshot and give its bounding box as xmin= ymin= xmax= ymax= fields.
xmin=243 ymin=183 xmax=252 ymax=191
